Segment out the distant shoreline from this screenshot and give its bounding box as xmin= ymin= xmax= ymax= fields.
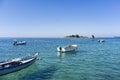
xmin=0 ymin=36 xmax=118 ymax=39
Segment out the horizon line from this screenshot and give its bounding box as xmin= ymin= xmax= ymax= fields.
xmin=0 ymin=36 xmax=117 ymax=38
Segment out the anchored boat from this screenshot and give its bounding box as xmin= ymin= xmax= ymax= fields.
xmin=57 ymin=44 xmax=77 ymax=52
xmin=0 ymin=53 xmax=39 ymax=76
xmin=13 ymin=41 xmax=26 ymax=45
xmin=98 ymin=39 xmax=105 ymax=43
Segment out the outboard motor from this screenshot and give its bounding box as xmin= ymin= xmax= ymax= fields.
xmin=13 ymin=41 xmax=17 ymax=45
xmin=59 ymin=47 xmax=62 ymax=51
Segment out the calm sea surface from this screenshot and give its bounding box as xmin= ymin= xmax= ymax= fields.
xmin=0 ymin=38 xmax=120 ymax=80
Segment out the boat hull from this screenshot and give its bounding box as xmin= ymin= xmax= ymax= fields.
xmin=13 ymin=41 xmax=26 ymax=45
xmin=0 ymin=57 xmax=36 ymax=76
xmin=57 ymin=47 xmax=76 ymax=52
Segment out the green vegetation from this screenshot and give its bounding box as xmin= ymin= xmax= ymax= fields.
xmin=64 ymin=35 xmax=88 ymax=38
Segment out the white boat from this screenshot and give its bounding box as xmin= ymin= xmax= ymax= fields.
xmin=0 ymin=53 xmax=39 ymax=76
xmin=98 ymin=39 xmax=105 ymax=43
xmin=57 ymin=44 xmax=77 ymax=52
xmin=13 ymin=41 xmax=26 ymax=45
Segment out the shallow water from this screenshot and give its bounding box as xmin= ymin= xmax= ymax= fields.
xmin=0 ymin=38 xmax=120 ymax=80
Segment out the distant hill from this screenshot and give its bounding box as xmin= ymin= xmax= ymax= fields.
xmin=114 ymin=36 xmax=120 ymax=38
xmin=64 ymin=35 xmax=88 ymax=38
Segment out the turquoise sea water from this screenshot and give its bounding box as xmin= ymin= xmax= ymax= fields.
xmin=0 ymin=38 xmax=120 ymax=80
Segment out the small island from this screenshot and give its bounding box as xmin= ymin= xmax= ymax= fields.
xmin=64 ymin=34 xmax=88 ymax=38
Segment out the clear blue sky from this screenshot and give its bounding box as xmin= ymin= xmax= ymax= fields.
xmin=0 ymin=0 xmax=120 ymax=37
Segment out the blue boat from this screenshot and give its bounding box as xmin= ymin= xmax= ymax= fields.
xmin=0 ymin=53 xmax=39 ymax=76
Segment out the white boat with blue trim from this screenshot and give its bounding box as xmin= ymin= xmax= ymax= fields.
xmin=0 ymin=53 xmax=39 ymax=76
xmin=57 ymin=44 xmax=77 ymax=52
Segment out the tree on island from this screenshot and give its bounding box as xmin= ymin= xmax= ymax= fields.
xmin=65 ymin=34 xmax=88 ymax=38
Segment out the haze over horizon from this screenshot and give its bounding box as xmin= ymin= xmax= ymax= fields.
xmin=0 ymin=0 xmax=120 ymax=37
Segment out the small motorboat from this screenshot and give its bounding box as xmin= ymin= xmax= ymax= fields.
xmin=57 ymin=44 xmax=77 ymax=52
xmin=0 ymin=53 xmax=39 ymax=76
xmin=98 ymin=39 xmax=105 ymax=43
xmin=13 ymin=41 xmax=26 ymax=45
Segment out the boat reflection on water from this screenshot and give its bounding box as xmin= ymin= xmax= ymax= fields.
xmin=57 ymin=51 xmax=77 ymax=58
xmin=0 ymin=63 xmax=39 ymax=80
